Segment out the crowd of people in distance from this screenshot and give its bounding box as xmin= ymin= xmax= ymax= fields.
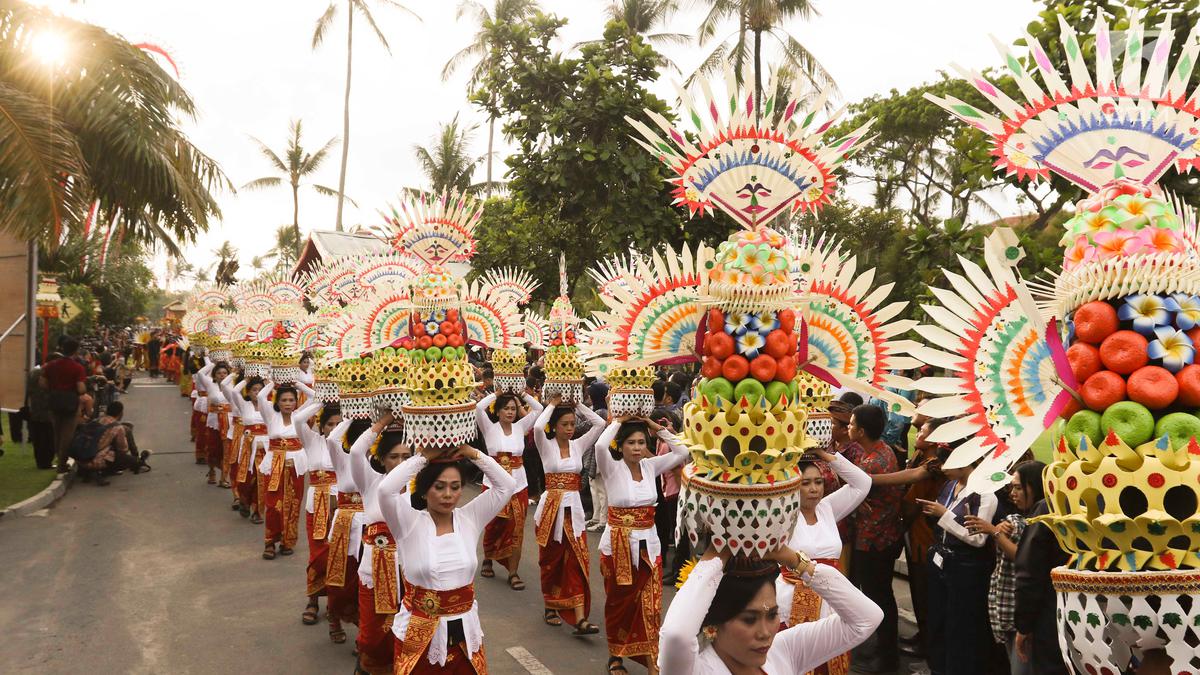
xmin=22 ymin=329 xmax=155 ymax=485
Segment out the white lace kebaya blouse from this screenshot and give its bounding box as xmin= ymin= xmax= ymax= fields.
xmin=659 ymin=558 xmax=884 ymax=675
xmin=322 ymin=418 xmax=361 ymax=556
xmin=348 ymin=425 xmax=400 ymax=588
xmin=593 ymin=420 xmax=689 ymax=568
xmin=474 ymin=392 xmax=544 ymax=492
xmin=776 ymin=453 xmax=871 ymax=624
xmin=530 ymin=403 xmax=607 ymax=543
xmin=255 ymin=382 xmax=307 ymax=477
xmin=290 ymin=394 xmax=338 ymax=514
xmin=377 ymin=452 xmax=516 ymax=668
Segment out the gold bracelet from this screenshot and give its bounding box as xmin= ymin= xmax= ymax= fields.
xmin=787 ymin=550 xmax=815 ymax=577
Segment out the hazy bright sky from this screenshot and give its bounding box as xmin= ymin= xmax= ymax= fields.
xmin=34 ymin=0 xmax=1040 ymax=284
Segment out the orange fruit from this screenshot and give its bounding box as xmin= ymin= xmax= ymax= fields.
xmin=1176 ymin=364 xmax=1200 ymax=407
xmin=1066 ymin=343 xmax=1102 ymax=383
xmin=1073 ymin=301 xmax=1119 ymax=344
xmin=1080 ymin=370 xmax=1126 ymax=411
xmin=1098 ymin=330 xmax=1149 ymax=375
xmin=1127 ymin=366 xmax=1178 ymax=409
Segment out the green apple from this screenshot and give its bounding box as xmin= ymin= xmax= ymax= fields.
xmin=733 ymin=378 xmax=767 ymax=405
xmin=705 ymin=377 xmax=735 ymax=404
xmin=1154 ymin=412 xmax=1200 ymax=450
xmin=1100 ymin=401 xmax=1155 ymax=448
xmin=786 ymin=379 xmax=800 ymax=404
xmin=1064 ymin=410 xmax=1102 ymax=448
xmin=765 ymin=380 xmax=790 ymax=406
xmin=410 ymin=349 xmax=424 ymax=363
xmin=425 ymin=346 xmax=442 ymax=362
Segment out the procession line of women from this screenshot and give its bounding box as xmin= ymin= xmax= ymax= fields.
xmin=186 ymin=356 xmax=885 ymax=674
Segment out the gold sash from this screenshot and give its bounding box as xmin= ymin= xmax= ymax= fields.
xmin=607 ymin=505 xmax=655 ymax=586
xmin=534 ymin=472 xmax=582 ymax=547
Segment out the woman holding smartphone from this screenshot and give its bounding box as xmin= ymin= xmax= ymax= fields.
xmin=916 ymin=453 xmax=998 ymax=675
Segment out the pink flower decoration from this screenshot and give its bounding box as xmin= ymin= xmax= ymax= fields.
xmin=1092 ymin=230 xmax=1142 ymax=259
xmin=1064 ymin=236 xmax=1096 ymax=270
xmin=1136 ymin=228 xmax=1183 ymax=254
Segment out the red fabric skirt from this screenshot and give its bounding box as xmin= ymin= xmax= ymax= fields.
xmin=263 ymin=462 xmax=302 ymax=548
xmin=306 ymin=510 xmax=331 ymax=597
xmin=601 ymin=551 xmax=661 ymax=669
xmin=205 ymin=427 xmax=223 ymax=468
xmin=327 ymin=554 xmax=360 ymax=625
xmin=357 ymin=579 xmax=396 ymax=675
xmin=482 ymin=487 xmax=527 ymax=570
xmin=539 ymin=515 xmax=590 ymax=624
xmin=395 ymin=637 xmax=485 ymax=675
xmin=190 ymin=409 xmax=204 ymax=449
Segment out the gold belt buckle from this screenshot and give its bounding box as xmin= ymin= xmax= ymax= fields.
xmin=419 ymin=590 xmax=440 ymax=615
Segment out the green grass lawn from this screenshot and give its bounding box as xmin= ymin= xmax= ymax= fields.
xmin=0 ymin=414 xmax=55 ymax=509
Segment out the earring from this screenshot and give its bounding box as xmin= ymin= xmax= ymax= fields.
xmin=702 ymin=625 xmax=717 ymax=640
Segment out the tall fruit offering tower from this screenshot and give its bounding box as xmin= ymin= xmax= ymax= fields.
xmin=583 ymin=69 xmax=915 ymax=561
xmin=922 ymin=15 xmax=1200 ymax=672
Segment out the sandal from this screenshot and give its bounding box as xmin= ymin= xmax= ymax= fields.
xmin=543 ymin=609 xmax=562 ymax=626
xmin=231 ymin=501 xmax=241 ymax=511
xmin=280 ymin=547 xmax=295 ymax=556
xmin=206 ymin=470 xmax=216 ymax=485
xmin=263 ymin=545 xmax=276 ymax=560
xmin=302 ymin=603 xmax=319 ymax=625
xmin=249 ymin=513 xmax=263 ymax=524
xmin=607 ymin=657 xmax=628 ymax=674
xmin=329 ymin=625 xmax=346 ymax=644
xmin=219 ymin=480 xmax=231 ymax=488
xmin=480 ymin=560 xmax=495 ymax=578
xmin=507 ymin=574 xmax=525 ymax=591
xmin=572 ymin=620 xmax=600 ymax=636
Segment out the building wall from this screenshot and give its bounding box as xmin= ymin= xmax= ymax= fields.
xmin=0 ymin=232 xmax=32 ymax=411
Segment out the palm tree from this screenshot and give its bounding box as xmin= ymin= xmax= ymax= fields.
xmin=412 ymin=114 xmax=493 ymax=195
xmin=0 ymin=2 xmax=229 ymax=253
xmin=690 ymin=0 xmax=836 ymax=114
xmin=242 ymin=120 xmax=349 ymax=256
xmin=577 ymin=0 xmax=689 ymax=69
xmin=442 ymin=0 xmax=541 ymax=197
xmin=267 ymin=225 xmax=301 ymax=271
xmin=312 ymin=0 xmax=419 ymax=231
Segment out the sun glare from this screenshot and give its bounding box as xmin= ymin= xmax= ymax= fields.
xmin=31 ymin=30 xmax=69 ymax=66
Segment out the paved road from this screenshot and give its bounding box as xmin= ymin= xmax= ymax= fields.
xmin=0 ymin=377 xmax=923 ymax=674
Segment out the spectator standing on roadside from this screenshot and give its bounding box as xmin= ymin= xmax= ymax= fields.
xmin=26 ymin=363 xmax=55 ymax=469
xmin=44 ymin=338 xmax=87 ymax=473
xmin=846 ymin=404 xmax=905 ymax=673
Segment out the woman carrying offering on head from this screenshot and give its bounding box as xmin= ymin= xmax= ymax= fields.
xmin=659 ymin=544 xmax=883 ymax=675
xmin=374 ymin=441 xmax=517 ymax=674
xmin=776 ymin=446 xmax=872 ymax=675
xmin=231 ymin=375 xmax=267 ymax=523
xmin=257 ymin=380 xmax=308 ymax=560
xmin=595 ymin=415 xmax=689 ymax=675
xmin=530 ymin=392 xmax=606 ymax=635
xmin=474 ymin=389 xmax=544 ymax=590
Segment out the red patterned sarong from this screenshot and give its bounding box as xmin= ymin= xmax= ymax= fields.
xmin=393 ymin=581 xmax=486 ymax=674
xmin=365 ymin=522 xmax=399 ymax=613
xmin=781 ymin=559 xmax=850 ymax=675
xmin=606 ymin=505 xmax=656 ymax=586
xmin=263 ymin=458 xmax=302 ymax=548
xmin=482 ymin=486 xmax=527 ymax=568
xmin=192 ymin=406 xmax=206 ymax=459
xmin=328 ymin=554 xmax=360 ymax=626
xmin=539 ymin=512 xmax=590 ymax=624
xmin=226 ymin=419 xmax=244 ymax=490
xmin=328 ymin=493 xmax=363 ymax=588
xmin=601 ymin=550 xmax=661 ymax=670
xmin=205 ymin=426 xmax=222 ymax=468
xmin=358 ymin=568 xmax=397 ymax=675
xmin=402 ymin=640 xmax=484 ymax=675
xmin=306 ymin=511 xmax=331 ymax=596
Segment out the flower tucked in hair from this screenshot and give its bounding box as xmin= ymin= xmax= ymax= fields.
xmin=543 ymin=424 xmax=551 ymax=434
xmin=610 ymin=439 xmax=618 ymax=450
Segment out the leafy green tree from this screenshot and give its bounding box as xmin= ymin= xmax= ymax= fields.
xmin=312 ymin=0 xmax=419 ymax=230
xmin=243 ymin=120 xmax=347 ymax=256
xmin=578 ymin=0 xmax=689 ymax=70
xmin=412 ymin=114 xmax=493 ymax=195
xmin=0 ymin=2 xmax=229 ymax=253
xmin=471 ymin=15 xmax=729 ymax=299
xmin=690 ymin=0 xmax=835 ymax=108
xmin=443 ymin=0 xmax=542 ymax=197
xmin=266 ymin=225 xmax=301 ymax=272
